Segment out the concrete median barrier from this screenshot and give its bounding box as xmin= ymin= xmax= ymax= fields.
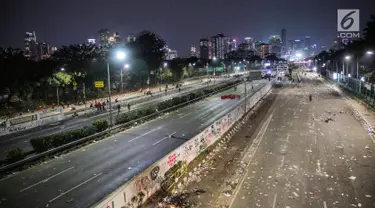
xmin=92 ymin=80 xmax=274 ymax=208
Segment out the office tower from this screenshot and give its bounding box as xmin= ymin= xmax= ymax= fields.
xmin=281 ymin=29 xmax=286 ymax=55
xmin=268 ymin=35 xmax=282 ymax=57
xmin=127 ymin=33 xmax=136 ymax=43
xmin=24 ymin=31 xmax=37 ymax=58
xmin=88 ymin=39 xmax=96 ymax=44
xmin=304 ymin=36 xmax=311 ymax=52
xmin=37 ymin=42 xmax=51 ymax=60
xmin=165 ymin=48 xmax=178 ymax=60
xmin=199 ymin=38 xmax=212 ymax=59
xmin=190 ymin=45 xmax=197 ymax=57
xmin=259 ymin=43 xmax=271 ymax=59
xmin=210 ymin=34 xmax=230 ymax=59
xmin=229 ymin=39 xmax=237 ymax=51
xmin=243 ymin=37 xmax=254 ymax=50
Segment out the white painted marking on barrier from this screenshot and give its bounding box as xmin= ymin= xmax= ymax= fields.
xmin=20 ymin=166 xmax=75 ymax=192
xmin=48 ymin=172 xmax=103 ymax=203
xmin=323 ymin=201 xmax=328 ymax=208
xmin=128 ymin=126 xmax=163 ymax=142
xmin=272 ymin=194 xmax=277 ymax=208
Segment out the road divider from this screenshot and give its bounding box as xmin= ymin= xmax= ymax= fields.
xmin=0 ymin=80 xmax=242 ymax=173
xmin=92 ymin=80 xmax=274 ymax=208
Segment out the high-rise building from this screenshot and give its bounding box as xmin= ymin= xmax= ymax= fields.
xmin=293 ymin=39 xmax=304 ymax=53
xmin=88 ymin=38 xmax=96 ymax=44
xmin=259 ymin=43 xmax=271 ymax=59
xmin=211 ymin=34 xmax=230 ymax=59
xmin=127 ymin=33 xmax=136 ymax=43
xmin=229 ymin=39 xmax=237 ymax=51
xmin=281 ymin=29 xmax=287 ymax=55
xmin=37 ymin=42 xmax=51 ymax=60
xmin=199 ymin=38 xmax=212 ymax=59
xmin=165 ymin=48 xmax=178 ymax=60
xmin=288 ymin=40 xmax=294 ymax=55
xmin=190 ymin=45 xmax=197 ymax=57
xmin=304 ymin=36 xmax=311 ymax=52
xmin=99 ymin=29 xmax=111 ymax=45
xmin=51 ymin=47 xmax=58 ymax=53
xmin=268 ymin=35 xmax=282 ymax=57
xmin=24 ymin=31 xmax=37 ymax=58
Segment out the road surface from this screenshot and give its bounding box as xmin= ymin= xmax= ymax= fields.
xmin=0 ymin=77 xmax=233 ymax=160
xmin=0 ymin=80 xmax=268 ymax=208
xmin=229 ymin=73 xmax=375 ymax=208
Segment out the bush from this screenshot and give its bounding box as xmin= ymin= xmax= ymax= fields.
xmin=93 ymin=119 xmax=109 ymax=132
xmin=30 ymin=126 xmax=95 ymax=153
xmin=6 ymin=148 xmax=25 ymax=163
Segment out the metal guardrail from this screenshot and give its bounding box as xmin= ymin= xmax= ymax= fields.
xmin=0 ymin=80 xmax=242 ymax=173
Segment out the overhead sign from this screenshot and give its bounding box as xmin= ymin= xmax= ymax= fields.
xmin=94 ymin=81 xmax=104 ymax=88
xmin=337 ymin=9 xmax=360 ymax=39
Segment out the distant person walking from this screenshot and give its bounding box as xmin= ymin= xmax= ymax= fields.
xmin=309 ymin=94 xmax=312 ymax=102
xmin=127 ymin=103 xmax=131 ymax=112
xmin=117 ymin=104 xmax=121 ymax=114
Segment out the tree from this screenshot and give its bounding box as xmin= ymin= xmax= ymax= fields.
xmin=133 ymin=31 xmax=166 ymax=83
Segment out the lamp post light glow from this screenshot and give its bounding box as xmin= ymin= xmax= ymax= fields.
xmin=367 ymin=51 xmax=374 ymax=55
xmin=124 ymin=64 xmax=130 ymax=69
xmin=108 ymin=50 xmax=126 ymax=126
xmin=163 ymin=62 xmax=167 ymax=67
xmin=213 ymin=57 xmax=217 ymax=61
xmin=61 ymin=68 xmax=65 ymax=71
xmin=345 ymin=55 xmax=351 ymax=60
xmin=116 ymin=51 xmax=126 ymax=60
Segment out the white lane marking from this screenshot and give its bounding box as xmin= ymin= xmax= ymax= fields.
xmin=128 ymin=126 xmax=164 ymax=143
xmin=272 ymin=194 xmax=277 ymax=208
xmin=152 ymin=132 xmax=177 ymax=146
xmin=180 ymin=112 xmax=192 ymax=118
xmin=314 ymin=136 xmax=317 ymax=144
xmin=20 ymin=166 xmax=75 ymax=192
xmin=228 ymin=110 xmax=274 ymax=208
xmin=323 ymin=201 xmax=328 ymax=208
xmin=152 ymin=137 xmax=168 ymax=146
xmin=280 ymin=156 xmax=285 ymax=168
xmin=48 ymin=172 xmax=103 ymax=203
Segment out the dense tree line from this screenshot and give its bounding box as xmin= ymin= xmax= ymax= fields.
xmin=314 ymin=14 xmax=375 ymax=82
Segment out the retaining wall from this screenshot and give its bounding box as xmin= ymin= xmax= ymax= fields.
xmin=92 ymin=81 xmax=273 ymax=208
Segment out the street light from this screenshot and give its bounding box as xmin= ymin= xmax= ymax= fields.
xmin=367 ymin=51 xmax=374 ymax=55
xmin=61 ymin=68 xmax=65 ymax=71
xmin=345 ymin=55 xmax=351 ymax=60
xmin=212 ymin=57 xmax=217 ymax=76
xmin=107 ymin=50 xmax=126 ymax=126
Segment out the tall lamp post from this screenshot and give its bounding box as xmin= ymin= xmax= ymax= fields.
xmin=55 ymin=67 xmax=65 ymax=106
xmin=212 ymin=57 xmax=217 ymax=76
xmin=107 ymin=50 xmax=126 ymax=126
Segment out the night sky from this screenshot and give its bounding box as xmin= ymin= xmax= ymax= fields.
xmin=1 ymin=0 xmax=374 ymax=56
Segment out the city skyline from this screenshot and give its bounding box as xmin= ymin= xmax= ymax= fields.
xmin=1 ymin=0 xmax=374 ymax=56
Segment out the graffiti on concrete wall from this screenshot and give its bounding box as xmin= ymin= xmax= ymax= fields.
xmin=96 ymin=82 xmax=274 ymax=208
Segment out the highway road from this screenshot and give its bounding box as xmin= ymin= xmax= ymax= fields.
xmin=0 ymin=77 xmax=233 ymax=160
xmin=228 ymin=73 xmax=375 ymax=208
xmin=0 ymin=79 xmax=269 ymax=208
